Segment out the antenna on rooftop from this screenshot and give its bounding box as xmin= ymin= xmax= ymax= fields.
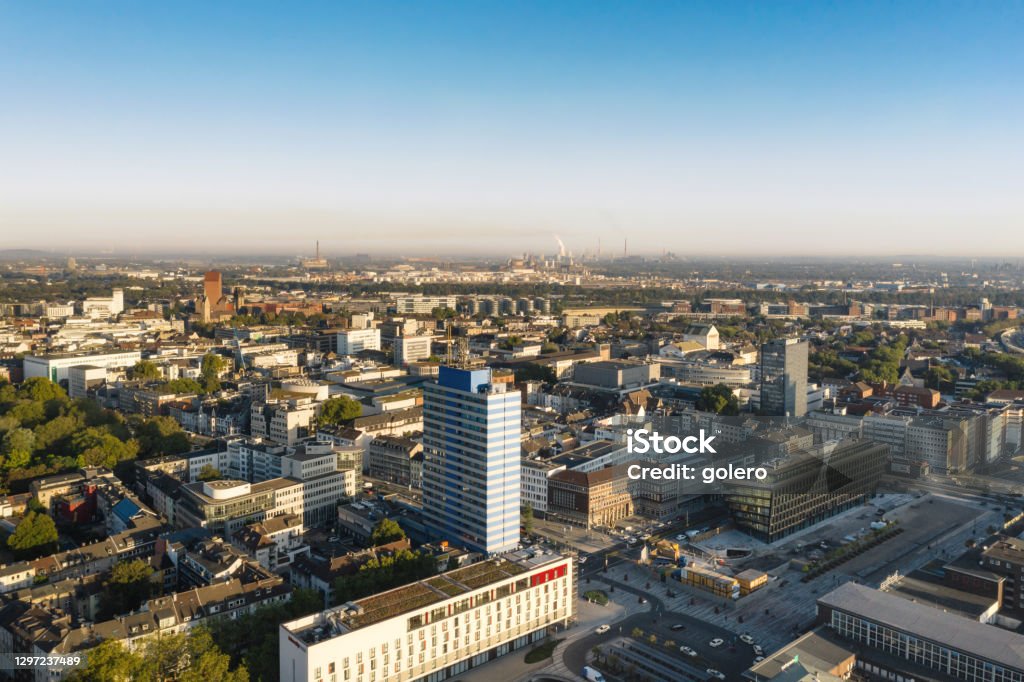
xmin=445 ymin=323 xmax=453 ymax=366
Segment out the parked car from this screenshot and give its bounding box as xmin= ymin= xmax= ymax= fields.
xmin=753 ymin=644 xmax=764 ymax=656
xmin=707 ymin=669 xmax=726 ymax=680
xmin=679 ymin=646 xmax=697 ymax=657
xmin=740 ymin=634 xmax=755 ymax=645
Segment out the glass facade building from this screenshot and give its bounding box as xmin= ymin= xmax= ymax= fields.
xmin=759 ymin=337 xmax=808 ymax=417
xmin=422 ymin=366 xmax=521 ymax=554
xmin=724 ymin=440 xmax=887 ymax=542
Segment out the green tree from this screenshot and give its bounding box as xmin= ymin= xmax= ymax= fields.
xmin=200 ymin=353 xmax=227 ymax=393
xmin=198 ymin=464 xmax=223 ymax=481
xmin=130 ymin=360 xmax=163 ymax=382
xmin=133 ymin=416 xmax=190 ymax=458
xmin=370 ymin=518 xmax=406 ymax=546
xmin=925 ymin=365 xmax=955 ymax=390
xmin=101 ymin=558 xmax=156 ymax=618
xmin=7 ymin=511 xmax=58 ymax=558
xmin=66 ymin=638 xmax=142 ymax=682
xmin=70 ymin=427 xmax=140 ymax=468
xmin=522 ymin=503 xmax=534 ymax=535
xmin=138 ymin=632 xmax=190 ymax=680
xmin=180 ymin=627 xmax=249 ymax=682
xmin=514 ymin=363 xmax=557 ymax=384
xmin=33 ymin=413 xmax=84 ymax=453
xmin=696 ymin=384 xmax=740 ymax=415
xmin=208 ymin=588 xmax=320 ymax=681
xmin=161 ymin=377 xmax=204 ymax=395
xmin=16 ymin=377 xmax=67 ymax=403
xmin=1 ymin=428 xmax=36 ymax=470
xmin=319 ymin=395 xmax=362 ymax=424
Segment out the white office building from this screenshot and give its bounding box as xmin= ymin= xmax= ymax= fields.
xmin=394 ymin=295 xmax=457 ymax=315
xmin=279 ymin=552 xmax=575 ymax=682
xmin=81 ymin=288 xmax=125 ymax=319
xmin=395 ymin=335 xmax=434 ymax=367
xmin=23 ymin=349 xmax=142 ymax=384
xmin=520 ymin=460 xmax=565 ymax=515
xmin=337 ymin=328 xmax=382 ymax=356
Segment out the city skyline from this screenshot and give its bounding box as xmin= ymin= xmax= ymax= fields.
xmin=2 ymin=2 xmax=1023 ymax=256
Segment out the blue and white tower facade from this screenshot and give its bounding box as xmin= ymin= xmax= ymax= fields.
xmin=422 ymin=365 xmax=522 ymax=554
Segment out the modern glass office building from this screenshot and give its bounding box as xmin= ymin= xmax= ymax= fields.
xmin=724 ymin=440 xmax=887 ymax=542
xmin=422 ymin=366 xmax=521 ymax=554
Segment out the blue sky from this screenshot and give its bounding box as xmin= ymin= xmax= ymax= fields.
xmin=1 ymin=2 xmax=1022 ymax=256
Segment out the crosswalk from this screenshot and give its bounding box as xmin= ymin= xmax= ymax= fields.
xmin=612 ymin=563 xmax=821 ymax=655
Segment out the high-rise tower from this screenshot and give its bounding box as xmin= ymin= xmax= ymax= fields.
xmin=759 ymin=337 xmax=809 ymax=417
xmin=422 ymin=366 xmax=521 ymax=554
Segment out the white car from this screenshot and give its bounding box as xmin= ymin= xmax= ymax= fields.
xmin=675 ymin=534 xmax=687 ymax=541
xmin=579 ymin=556 xmax=588 ymax=564
xmin=595 ymin=624 xmax=610 ymax=635
xmin=709 ymin=638 xmax=724 ymax=648
xmin=753 ymin=656 xmax=765 ymax=664
xmin=707 ymin=669 xmax=726 ymax=680
xmin=753 ymin=644 xmax=764 ymax=656
xmin=740 ymin=634 xmax=755 ymax=645
xmin=679 ymin=646 xmax=697 ymax=657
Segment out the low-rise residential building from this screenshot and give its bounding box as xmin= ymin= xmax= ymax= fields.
xmin=231 ymin=513 xmax=308 ymax=571
xmin=251 ymin=396 xmax=318 ymax=445
xmin=367 ymin=436 xmax=423 ymax=487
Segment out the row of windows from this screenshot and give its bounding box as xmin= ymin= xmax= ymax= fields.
xmin=314 ymin=582 xmax=568 ymax=682
xmin=831 ymin=611 xmax=1024 ymax=682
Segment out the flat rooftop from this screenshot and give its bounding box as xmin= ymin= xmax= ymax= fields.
xmin=285 ymin=550 xmax=566 ymax=643
xmin=885 ymin=574 xmax=998 ymax=620
xmin=746 ymin=628 xmax=853 ymax=680
xmin=819 ymin=582 xmax=1024 ymax=672
xmin=549 ymin=440 xmax=622 ymax=466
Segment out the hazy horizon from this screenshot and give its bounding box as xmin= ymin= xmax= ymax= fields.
xmin=2 ymin=2 xmax=1022 ymax=256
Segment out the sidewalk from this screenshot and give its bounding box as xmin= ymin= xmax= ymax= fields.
xmin=531 ymin=580 xmax=651 ymax=681
xmin=448 ymin=581 xmax=648 ymax=682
